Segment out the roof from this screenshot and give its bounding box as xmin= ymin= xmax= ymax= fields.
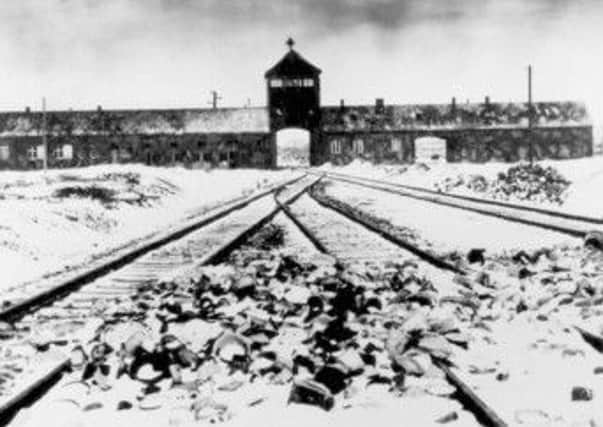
xmin=0 ymin=101 xmax=589 ymax=138
xmin=321 ymin=101 xmax=591 ymax=132
xmin=265 ymin=49 xmax=321 ymax=79
xmin=0 ymin=107 xmax=270 ymax=137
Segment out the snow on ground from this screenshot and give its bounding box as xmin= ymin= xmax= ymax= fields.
xmin=323 ymin=181 xmax=581 ymax=255
xmin=0 ymin=165 xmax=297 ymax=291
xmin=319 ymin=156 xmax=603 ymax=217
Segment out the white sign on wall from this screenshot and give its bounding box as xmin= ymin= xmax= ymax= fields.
xmin=414 ymin=136 xmax=447 ymax=162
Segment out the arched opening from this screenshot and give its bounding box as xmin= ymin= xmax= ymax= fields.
xmin=276 ymin=128 xmax=311 ymax=168
xmin=414 ymin=136 xmax=447 ymax=163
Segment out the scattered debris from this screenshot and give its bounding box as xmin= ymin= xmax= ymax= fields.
xmin=571 ymin=386 xmax=594 ymax=401
xmin=437 ymin=163 xmax=571 ymax=205
xmin=585 ymin=230 xmax=603 ymax=251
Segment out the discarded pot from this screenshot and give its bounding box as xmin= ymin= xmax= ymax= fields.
xmin=289 ymin=379 xmax=334 ymax=411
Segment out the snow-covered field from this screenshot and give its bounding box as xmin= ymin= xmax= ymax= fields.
xmin=323 ymin=181 xmax=580 ymax=255
xmin=319 ymin=156 xmax=603 ymax=217
xmin=0 ymin=165 xmax=297 ymax=291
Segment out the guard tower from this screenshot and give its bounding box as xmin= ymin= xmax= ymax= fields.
xmin=265 ymin=38 xmax=322 ymax=165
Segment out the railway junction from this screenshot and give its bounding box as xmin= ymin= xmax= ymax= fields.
xmin=0 ymin=166 xmax=602 ymax=427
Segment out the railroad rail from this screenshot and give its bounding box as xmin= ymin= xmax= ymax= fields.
xmin=277 ymin=185 xmax=509 ymax=427
xmin=3 ymin=172 xmax=601 ymax=426
xmin=0 ymin=175 xmax=318 ymax=423
xmin=314 ymin=170 xmax=602 ymax=238
xmin=0 ymin=175 xmax=306 ymax=322
xmin=278 ymin=181 xmax=603 ymax=426
xmin=305 ymin=180 xmax=603 ymax=347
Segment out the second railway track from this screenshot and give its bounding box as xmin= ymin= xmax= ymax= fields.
xmin=276 ymin=181 xmax=603 ymax=427
xmin=277 ymin=186 xmax=508 ymax=427
xmin=315 ymin=170 xmax=603 ymax=238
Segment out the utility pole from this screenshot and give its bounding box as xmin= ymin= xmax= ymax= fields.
xmin=208 ymin=91 xmax=222 ymax=110
xmin=42 ymin=97 xmax=48 ymax=171
xmin=528 ymin=65 xmax=534 ymax=166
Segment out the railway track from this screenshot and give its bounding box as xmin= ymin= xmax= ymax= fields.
xmin=0 ymin=175 xmax=318 ymax=424
xmin=3 ymin=171 xmax=601 ymax=426
xmin=283 ymin=181 xmax=603 ymax=426
xmin=277 ymin=187 xmax=508 ymax=426
xmin=0 ymin=175 xmax=305 ymax=322
xmin=314 ymin=170 xmax=602 ymax=238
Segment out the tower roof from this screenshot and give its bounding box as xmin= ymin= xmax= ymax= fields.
xmin=265 ymin=48 xmax=321 ymax=79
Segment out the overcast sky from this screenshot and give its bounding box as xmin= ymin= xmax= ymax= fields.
xmin=0 ymin=0 xmax=601 ymax=124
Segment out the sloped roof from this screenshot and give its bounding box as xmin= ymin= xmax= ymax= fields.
xmin=265 ymin=49 xmax=321 ymax=78
xmin=0 ymin=107 xmax=270 ymax=137
xmin=321 ymin=101 xmax=591 ymax=132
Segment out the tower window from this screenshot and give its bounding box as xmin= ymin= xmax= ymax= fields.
xmin=270 ymin=79 xmax=283 ymax=88
xmin=272 ymin=78 xmax=314 ymax=88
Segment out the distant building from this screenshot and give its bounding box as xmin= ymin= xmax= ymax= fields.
xmin=0 ymin=41 xmax=592 ymax=170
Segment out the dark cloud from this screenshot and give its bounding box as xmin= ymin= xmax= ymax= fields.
xmin=1 ymin=0 xmax=591 ymax=75
xmin=154 ymin=0 xmax=463 ymax=32
xmin=152 ymin=0 xmax=589 ymax=34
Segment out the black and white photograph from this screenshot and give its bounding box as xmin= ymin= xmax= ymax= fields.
xmin=0 ymin=0 xmax=602 ymax=426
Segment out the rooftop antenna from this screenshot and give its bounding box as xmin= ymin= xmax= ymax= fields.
xmin=208 ymin=90 xmax=222 ymax=110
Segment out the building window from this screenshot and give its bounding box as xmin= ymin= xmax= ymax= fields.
xmin=27 ymin=146 xmax=37 ymax=160
xmin=0 ymin=145 xmax=9 ymax=161
xmin=63 ymin=144 xmax=73 ymax=160
xmin=353 ymin=138 xmax=364 ymax=154
xmin=119 ymin=147 xmax=132 ymax=160
xmin=391 ymin=138 xmax=402 ymax=152
xmin=330 ymin=139 xmax=342 ymax=154
xmin=53 ymin=144 xmax=74 ymax=160
xmin=273 ymin=78 xmax=314 ymax=88
xmin=27 ymin=145 xmax=45 ymax=161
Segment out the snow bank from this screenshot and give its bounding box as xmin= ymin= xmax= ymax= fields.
xmin=0 ymin=165 xmax=296 ymax=291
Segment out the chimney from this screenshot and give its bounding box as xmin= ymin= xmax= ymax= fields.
xmin=485 ymin=95 xmax=490 ymax=106
xmin=25 ymin=106 xmax=31 ymax=114
xmin=375 ymin=98 xmax=384 ymax=114
xmin=97 ymin=105 xmax=103 ymax=112
xmin=451 ymin=97 xmax=456 ymax=114
xmin=340 ymin=99 xmax=345 ymax=111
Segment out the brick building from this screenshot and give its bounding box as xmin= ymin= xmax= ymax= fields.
xmin=0 ymin=41 xmax=593 ymax=170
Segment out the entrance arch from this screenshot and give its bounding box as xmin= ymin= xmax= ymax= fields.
xmin=275 ymin=128 xmax=310 ymax=168
xmin=266 ymin=40 xmax=322 ymax=166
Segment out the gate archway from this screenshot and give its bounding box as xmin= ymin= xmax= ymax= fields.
xmin=275 ymin=128 xmax=310 ymax=168
xmin=266 ymin=39 xmax=322 ymax=166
